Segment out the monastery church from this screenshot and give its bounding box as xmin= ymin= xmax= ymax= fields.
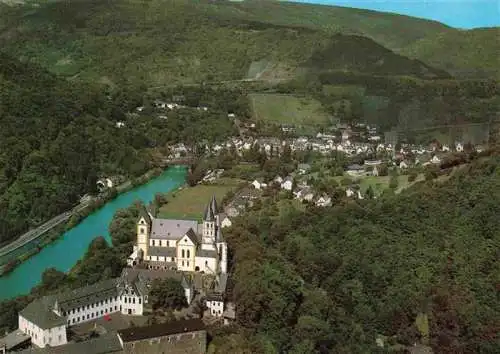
xmin=12 ymin=197 xmax=231 ymax=350
xmin=129 ymin=195 xmax=228 ymax=275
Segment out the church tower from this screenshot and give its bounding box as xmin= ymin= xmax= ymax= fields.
xmin=202 ymin=196 xmax=217 ymax=249
xmin=137 ymin=206 xmax=152 ymax=258
xmin=216 ymin=231 xmax=228 ymax=274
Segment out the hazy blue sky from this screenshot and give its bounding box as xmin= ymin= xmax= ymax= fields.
xmin=289 ymin=0 xmax=500 ymax=29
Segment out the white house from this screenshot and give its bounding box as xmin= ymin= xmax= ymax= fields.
xmin=455 ymin=142 xmax=464 ymax=152
xmin=295 ymin=187 xmax=314 ymax=202
xmin=17 ymin=269 xmax=196 ymax=348
xmin=346 ymin=187 xmax=355 ymax=198
xmin=298 ymin=164 xmax=311 ymax=174
xmin=19 ymin=300 xmax=67 ymax=348
xmin=315 ymin=195 xmax=332 ymax=207
xmin=399 ymin=161 xmax=409 ymax=169
xmin=251 ymin=179 xmax=267 ymax=190
xmin=219 ymin=214 xmax=232 ymax=229
xmin=431 ymin=155 xmax=441 ymax=164
xmin=273 ymin=175 xmax=283 ymax=185
xmin=281 ymin=176 xmax=293 ymax=191
xmin=372 ymin=166 xmax=379 ymax=176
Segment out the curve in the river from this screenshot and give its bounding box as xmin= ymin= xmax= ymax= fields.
xmin=0 ymin=166 xmax=187 ymax=301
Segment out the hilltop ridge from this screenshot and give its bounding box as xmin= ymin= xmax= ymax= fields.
xmin=0 ymin=0 xmax=497 ymax=83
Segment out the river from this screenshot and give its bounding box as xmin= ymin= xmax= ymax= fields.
xmin=0 ymin=166 xmax=187 ymax=301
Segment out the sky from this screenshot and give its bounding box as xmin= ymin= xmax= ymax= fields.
xmin=288 ymin=0 xmax=500 ymax=29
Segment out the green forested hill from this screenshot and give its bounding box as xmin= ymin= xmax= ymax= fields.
xmin=401 ymin=28 xmax=500 ymax=79
xmin=0 ymin=53 xmax=237 ymax=244
xmin=219 ymin=153 xmax=500 ymax=353
xmin=0 ymin=0 xmax=452 ymax=86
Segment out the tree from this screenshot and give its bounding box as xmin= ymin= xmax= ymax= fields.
xmin=378 ymin=164 xmax=389 ymax=176
xmin=408 ymin=171 xmax=418 ymax=182
xmin=365 ymin=185 xmax=375 ymax=199
xmin=389 ymin=175 xmax=399 ymax=189
xmin=150 ymin=278 xmax=187 ymax=310
xmin=282 ymin=144 xmax=292 ymax=163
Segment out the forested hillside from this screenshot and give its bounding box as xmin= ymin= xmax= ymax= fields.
xmin=401 ymin=27 xmax=500 ymax=79
xmin=217 ymin=153 xmax=500 ymax=353
xmin=0 ymin=0 xmax=452 ymax=86
xmin=0 ymin=54 xmax=237 ymax=244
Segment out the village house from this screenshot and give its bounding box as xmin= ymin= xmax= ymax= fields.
xmin=14 ymin=319 xmax=208 ymax=354
xmin=219 ymin=213 xmax=232 ymax=228
xmin=315 ymin=194 xmax=332 ymax=207
xmin=346 ymin=164 xmax=365 ymax=177
xmin=16 ymin=270 xmax=197 ymax=350
xmin=298 ymin=163 xmax=311 ymax=174
xmin=118 ymin=319 xmax=207 ymax=354
xmin=281 ymin=176 xmax=293 ymax=191
xmin=431 ymin=155 xmax=441 ymax=164
xmin=273 ymin=175 xmax=283 ymax=185
xmin=294 ymin=186 xmax=314 ymax=202
xmin=251 ymin=179 xmax=267 ymax=190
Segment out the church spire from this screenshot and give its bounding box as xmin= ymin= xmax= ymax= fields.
xmin=203 ymin=198 xmax=215 ymax=221
xmin=210 ymin=195 xmax=218 ymax=215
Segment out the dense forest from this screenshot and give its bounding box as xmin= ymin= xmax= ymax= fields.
xmin=0 ymin=53 xmax=238 ymax=245
xmin=212 ymin=153 xmax=500 ymax=353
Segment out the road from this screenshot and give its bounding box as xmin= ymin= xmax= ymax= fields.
xmin=0 ymin=201 xmax=92 ymax=259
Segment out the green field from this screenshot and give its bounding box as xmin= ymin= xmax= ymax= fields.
xmin=250 ymin=93 xmax=331 ymax=125
xmin=157 ymin=180 xmax=240 ymax=220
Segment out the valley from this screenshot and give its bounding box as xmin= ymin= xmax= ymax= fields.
xmin=0 ymin=0 xmax=498 ymax=353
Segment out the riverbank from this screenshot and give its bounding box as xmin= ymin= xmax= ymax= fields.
xmin=0 ymin=167 xmax=171 ymax=277
xmin=0 ymin=166 xmax=187 ymax=300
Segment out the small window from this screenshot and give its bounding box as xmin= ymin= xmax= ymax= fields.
xmin=152 ymin=240 xmax=155 ymax=246
xmin=182 ymin=249 xmax=185 ymax=258
xmin=187 ymin=250 xmax=190 ymax=258
xmin=140 ymin=227 xmax=145 ymax=233
xmin=139 ymin=298 xmax=142 ymax=304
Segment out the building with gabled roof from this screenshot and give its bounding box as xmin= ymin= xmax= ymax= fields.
xmin=133 ymin=196 xmax=228 ymax=275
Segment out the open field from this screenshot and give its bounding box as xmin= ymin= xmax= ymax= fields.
xmin=158 ymin=180 xmax=241 ymax=220
xmin=250 ymin=93 xmax=331 ymax=126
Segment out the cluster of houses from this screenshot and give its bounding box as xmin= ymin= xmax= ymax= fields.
xmin=250 ymin=166 xmax=333 ymax=208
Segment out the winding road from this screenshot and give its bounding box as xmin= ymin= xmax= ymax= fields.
xmin=0 ymin=201 xmax=91 ymax=260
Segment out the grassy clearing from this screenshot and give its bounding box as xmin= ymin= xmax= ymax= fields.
xmin=158 ymin=180 xmax=241 ymax=220
xmin=250 ymin=93 xmax=331 ymax=125
xmin=357 ymin=174 xmax=424 ymax=195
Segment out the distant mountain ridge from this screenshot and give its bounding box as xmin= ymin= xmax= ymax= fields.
xmin=0 ymin=0 xmax=497 ymax=84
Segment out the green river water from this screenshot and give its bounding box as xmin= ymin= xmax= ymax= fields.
xmin=0 ymin=167 xmax=187 ymax=301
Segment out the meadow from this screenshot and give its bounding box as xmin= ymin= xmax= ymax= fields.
xmin=157 ymin=179 xmax=241 ymax=220
xmin=250 ymin=93 xmax=331 ymax=126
